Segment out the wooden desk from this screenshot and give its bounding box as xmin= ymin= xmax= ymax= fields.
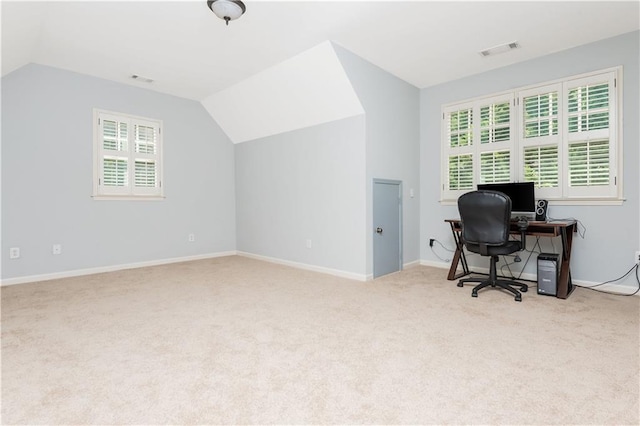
xmin=445 ymin=219 xmax=577 ymax=299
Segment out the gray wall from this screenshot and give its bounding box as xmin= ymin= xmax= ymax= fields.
xmin=333 ymin=44 xmax=421 ymax=275
xmin=235 ymin=43 xmax=420 ymax=279
xmin=420 ymin=31 xmax=640 ymax=289
xmin=235 ymin=116 xmax=367 ymax=276
xmin=1 ymin=64 xmax=236 ymax=280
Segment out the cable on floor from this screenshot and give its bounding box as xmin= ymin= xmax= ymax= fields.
xmin=577 ymin=263 xmax=640 ymax=296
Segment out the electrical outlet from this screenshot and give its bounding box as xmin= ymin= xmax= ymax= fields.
xmin=429 ymin=238 xmax=435 ymax=247
xmin=188 ymin=233 xmax=195 ymax=242
xmin=9 ymin=247 xmax=20 ymax=259
xmin=52 ymin=244 xmax=62 ymax=255
xmin=636 ymin=251 xmax=640 ymax=265
xmin=305 ymin=239 xmax=312 ymax=249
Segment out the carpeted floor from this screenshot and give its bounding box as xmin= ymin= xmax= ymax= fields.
xmin=2 ymin=255 xmax=639 ymax=424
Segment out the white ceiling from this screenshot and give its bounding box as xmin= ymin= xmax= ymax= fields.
xmin=2 ymin=1 xmax=639 ymax=101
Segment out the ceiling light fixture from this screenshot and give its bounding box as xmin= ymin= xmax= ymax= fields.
xmin=207 ymin=0 xmax=246 ymax=26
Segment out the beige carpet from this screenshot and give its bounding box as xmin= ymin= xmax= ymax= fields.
xmin=1 ymin=255 xmax=638 ymax=425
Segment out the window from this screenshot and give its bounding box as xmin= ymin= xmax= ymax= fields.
xmin=441 ymin=67 xmax=621 ymax=203
xmin=93 ymin=110 xmax=163 ymax=199
xmin=442 ymin=95 xmax=514 ymax=200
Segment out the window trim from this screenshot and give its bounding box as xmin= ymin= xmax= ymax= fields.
xmin=92 ymin=109 xmax=165 ymax=200
xmin=440 ymin=66 xmax=623 ymax=204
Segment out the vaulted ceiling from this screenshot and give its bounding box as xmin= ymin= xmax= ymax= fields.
xmin=3 ymin=1 xmax=639 ymax=102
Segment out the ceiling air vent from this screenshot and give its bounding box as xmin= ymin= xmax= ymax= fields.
xmin=479 ymin=41 xmax=520 ymax=57
xmin=131 ymin=74 xmax=154 ymax=83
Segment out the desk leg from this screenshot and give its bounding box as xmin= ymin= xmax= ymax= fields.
xmin=447 ymin=222 xmax=470 ymax=281
xmin=556 ymin=224 xmax=575 ymax=299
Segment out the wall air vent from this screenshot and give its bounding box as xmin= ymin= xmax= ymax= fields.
xmin=131 ymin=74 xmax=154 ymax=83
xmin=479 ymin=41 xmax=520 ymax=57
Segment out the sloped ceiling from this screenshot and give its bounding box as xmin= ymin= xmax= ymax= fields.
xmin=3 ymin=1 xmax=639 ymax=101
xmin=2 ymin=1 xmax=638 ymax=143
xmin=201 ymin=41 xmax=364 ymax=144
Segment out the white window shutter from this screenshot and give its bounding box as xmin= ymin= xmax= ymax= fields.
xmin=94 ymin=110 xmax=163 ymax=198
xmin=440 ymin=67 xmax=620 ymax=203
xmin=480 ymin=150 xmax=510 ymax=184
xmin=476 ymin=94 xmax=514 ymax=185
xmin=563 ymin=72 xmax=616 ymax=199
xmin=442 ymin=102 xmax=475 ymax=200
xmin=518 ymin=84 xmax=562 ymax=199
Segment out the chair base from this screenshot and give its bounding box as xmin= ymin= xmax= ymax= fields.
xmin=456 ymin=256 xmax=528 ymax=302
xmin=471 ymin=279 xmax=527 ymax=302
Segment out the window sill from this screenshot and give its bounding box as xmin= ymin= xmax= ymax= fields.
xmin=440 ymin=198 xmax=625 ymax=206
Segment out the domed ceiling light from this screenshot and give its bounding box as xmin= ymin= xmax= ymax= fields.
xmin=207 ymin=0 xmax=246 ymax=26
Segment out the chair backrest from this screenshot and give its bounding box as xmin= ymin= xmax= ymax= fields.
xmin=458 ymin=190 xmax=511 ymax=246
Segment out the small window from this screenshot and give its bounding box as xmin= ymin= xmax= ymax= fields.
xmin=93 ymin=110 xmax=163 ymax=199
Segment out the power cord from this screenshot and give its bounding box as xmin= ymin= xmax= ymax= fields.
xmin=577 ymin=263 xmax=640 ymax=296
xmin=429 ymin=238 xmax=453 ymax=263
xmin=547 ymin=215 xmax=587 ymax=239
xmin=500 ymin=237 xmax=543 ymax=281
xmin=542 ymin=217 xmax=639 ymax=296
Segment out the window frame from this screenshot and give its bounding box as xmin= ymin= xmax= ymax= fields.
xmin=93 ymin=109 xmax=164 ymax=200
xmin=440 ymin=67 xmax=623 ymax=205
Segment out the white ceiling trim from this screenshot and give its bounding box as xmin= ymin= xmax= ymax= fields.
xmin=201 ymin=41 xmax=364 ymax=144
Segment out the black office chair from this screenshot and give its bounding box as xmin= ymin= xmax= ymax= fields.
xmin=456 ymin=190 xmax=529 ymax=302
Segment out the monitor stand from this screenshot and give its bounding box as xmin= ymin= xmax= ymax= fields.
xmin=511 ymin=212 xmax=535 ymax=221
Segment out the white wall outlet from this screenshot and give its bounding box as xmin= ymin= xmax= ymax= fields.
xmin=9 ymin=247 xmax=20 ymax=259
xmin=636 ymin=251 xmax=640 ymax=265
xmin=188 ymin=233 xmax=195 ymax=242
xmin=52 ymin=244 xmax=62 ymax=255
xmin=305 ymin=239 xmax=312 ymax=249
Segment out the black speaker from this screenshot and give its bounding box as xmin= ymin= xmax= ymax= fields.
xmin=537 ymin=253 xmax=559 ymax=296
xmin=535 ymin=199 xmax=548 ymax=221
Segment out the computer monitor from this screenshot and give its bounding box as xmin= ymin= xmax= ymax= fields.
xmin=476 ymin=182 xmax=536 ymax=219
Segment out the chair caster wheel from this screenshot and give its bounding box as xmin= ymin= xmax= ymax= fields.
xmin=515 ymin=295 xmax=522 ymax=302
xmin=471 ymin=292 xmax=478 ymax=298
xmin=457 ymin=282 xmax=463 ymax=287
xmin=521 ymin=286 xmax=528 ymax=293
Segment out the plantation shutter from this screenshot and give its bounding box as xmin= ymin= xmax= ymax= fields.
xmin=477 ymin=95 xmax=514 ymax=185
xmin=98 ymin=114 xmax=130 ymax=195
xmin=518 ymin=84 xmax=561 ymax=199
xmin=95 ymin=111 xmax=162 ymax=198
xmin=442 ymin=103 xmax=474 ymax=199
xmin=440 ymin=67 xmax=620 ymax=203
xmin=132 ymin=120 xmax=161 ymax=195
xmin=564 ymin=72 xmax=616 ymax=198
xmin=480 ymin=150 xmax=510 ymax=184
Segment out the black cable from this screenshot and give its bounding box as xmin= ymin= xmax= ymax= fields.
xmin=541 ymin=217 xmax=638 ymax=295
xmin=547 ymin=215 xmax=586 ymax=239
xmin=577 ymin=263 xmax=640 ymax=296
xmin=434 ymin=240 xmax=455 ymax=253
xmin=500 ymin=237 xmax=542 ymax=281
xmin=429 ymin=239 xmax=452 ymax=262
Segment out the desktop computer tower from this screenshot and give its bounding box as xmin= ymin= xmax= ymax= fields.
xmin=537 ymin=253 xmax=559 ymax=296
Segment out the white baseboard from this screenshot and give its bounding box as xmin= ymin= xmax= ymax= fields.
xmin=573 ymin=279 xmax=640 ymax=296
xmin=403 ymin=259 xmax=421 ymax=269
xmin=419 ymin=259 xmax=640 ymax=296
xmin=0 ymin=251 xmax=238 ymax=286
xmin=419 ymin=259 xmax=452 ymax=269
xmin=237 ymin=251 xmax=368 ymax=282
